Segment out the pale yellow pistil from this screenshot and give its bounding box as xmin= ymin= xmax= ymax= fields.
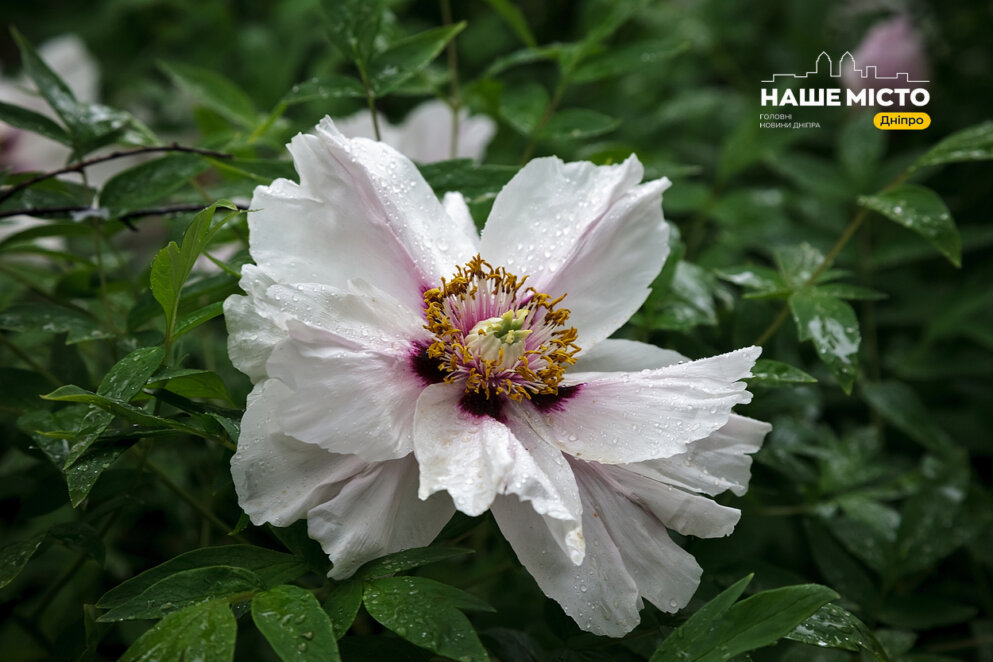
xmin=465 ymin=309 xmax=533 ymax=367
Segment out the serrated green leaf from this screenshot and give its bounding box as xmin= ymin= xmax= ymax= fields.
xmin=99 ymin=154 xmax=209 ymax=216
xmin=98 ymin=565 xmax=263 ymax=621
xmin=99 ymin=545 xmax=308 ymax=609
xmin=159 ymin=61 xmax=257 ymax=129
xmin=120 ymin=599 xmax=236 ymax=662
xmin=0 ymin=302 xmax=112 ymax=344
xmin=914 ymin=121 xmax=993 ymax=168
xmin=323 ymin=580 xmax=363 ymax=640
xmin=786 ymin=604 xmax=889 ymax=661
xmin=353 ymin=546 xmax=473 ymax=580
xmin=540 ymin=108 xmax=620 ymax=141
xmin=748 ymin=359 xmax=817 ymax=386
xmin=253 ymin=585 xmax=340 ymax=662
xmin=367 ymin=23 xmax=466 ymax=96
xmin=0 ymin=100 xmax=71 ymax=145
xmin=363 ymin=576 xmax=490 ymax=662
xmin=0 ymin=534 xmax=45 ymax=589
xmin=859 ymin=185 xmax=960 ymax=267
xmin=789 ymin=288 xmax=860 ymax=393
xmin=650 ymin=575 xmax=753 ymax=662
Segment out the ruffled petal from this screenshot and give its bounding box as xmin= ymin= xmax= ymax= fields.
xmin=413 ymin=384 xmax=583 ymax=534
xmin=265 ymin=322 xmax=425 ymax=461
xmin=307 ymin=454 xmax=456 ymax=579
xmin=570 ymin=338 xmax=686 ymax=373
xmin=575 ymin=461 xmax=702 ymax=615
xmin=248 ymin=118 xmax=476 ymax=309
xmin=626 ymin=414 xmax=770 ymax=497
xmin=231 ymin=380 xmax=367 ymax=526
xmin=526 ymin=347 xmax=760 ymax=465
xmin=223 ymin=265 xmax=282 ymax=383
xmin=479 ymin=155 xmax=670 ymax=349
xmin=491 ymin=493 xmax=641 ymax=637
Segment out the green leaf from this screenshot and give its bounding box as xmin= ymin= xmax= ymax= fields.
xmin=789 ymin=288 xmax=861 ymax=393
xmin=0 ymin=100 xmax=71 ymax=145
xmin=859 ymin=185 xmax=960 ymax=267
xmin=173 ymin=300 xmax=226 ymax=339
xmin=0 ymin=534 xmax=45 ymax=589
xmin=804 ymin=520 xmax=877 ymax=607
xmin=417 ymin=160 xmax=517 ymax=203
xmin=914 ymin=121 xmax=993 ymax=168
xmin=0 ymin=367 xmax=55 ymax=412
xmin=716 ymin=265 xmax=790 ymax=299
xmin=571 ymin=39 xmax=688 ymax=83
xmin=150 ymin=201 xmax=238 ymax=342
xmin=120 ymin=599 xmax=236 ymax=662
xmin=838 ymin=115 xmax=886 ymax=186
xmin=159 ymin=61 xmax=257 ymax=129
xmin=0 ymin=221 xmax=93 ymax=248
xmin=0 ymin=302 xmax=112 ymax=344
xmin=321 ymin=0 xmax=385 ymax=64
xmin=99 ymin=545 xmax=308 ymax=609
xmin=279 ymin=75 xmax=366 ymax=107
xmin=353 ymin=546 xmax=473 ymax=580
xmin=43 ymin=384 xmax=182 ymax=428
xmin=650 ymin=575 xmax=753 ymax=662
xmin=363 ymin=576 xmax=491 ymax=662
xmin=499 ymin=82 xmax=549 ymax=136
xmin=367 ymin=23 xmax=466 ymax=96
xmin=47 ymin=521 xmax=105 ymax=562
xmin=65 ymin=441 xmax=128 ymax=507
xmin=653 ymin=261 xmax=720 ymax=331
xmin=815 ymin=283 xmax=887 ymax=301
xmin=747 ymin=359 xmax=817 ymax=386
xmin=253 ymin=585 xmax=340 ymax=662
xmin=484 ymin=44 xmax=564 ymax=77
xmin=483 ymin=0 xmax=537 ymax=47
xmin=774 ymin=243 xmax=825 ymax=289
xmin=540 ymin=108 xmax=620 ymax=141
xmin=99 ymin=154 xmax=209 ymax=215
xmin=654 ymin=580 xmax=838 ymax=662
xmin=859 ymin=381 xmax=954 ymax=454
xmin=323 ymin=580 xmax=363 ymax=640
xmin=98 ymin=565 xmax=264 ymax=622
xmin=786 ymin=604 xmax=889 ymax=661
xmin=154 ymin=368 xmax=232 ymax=403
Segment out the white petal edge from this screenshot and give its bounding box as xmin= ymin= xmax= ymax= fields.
xmin=524 ymin=346 xmax=761 ymax=465
xmin=308 ymin=454 xmax=456 ymax=579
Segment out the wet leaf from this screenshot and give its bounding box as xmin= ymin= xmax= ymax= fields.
xmin=119 ymin=599 xmax=236 ymax=662
xmin=914 ymin=121 xmax=993 ymax=168
xmin=859 ymin=185 xmax=961 ymax=267
xmin=353 ymin=546 xmax=473 ymax=580
xmin=748 ymin=359 xmax=817 ymax=386
xmin=789 ymin=288 xmax=861 ymax=393
xmin=786 ymin=604 xmax=889 ymax=660
xmin=159 ymin=61 xmax=257 ymax=129
xmin=368 ymin=23 xmax=466 ymax=96
xmin=253 ymin=584 xmax=340 ymax=662
xmin=323 ymin=580 xmax=363 ymax=640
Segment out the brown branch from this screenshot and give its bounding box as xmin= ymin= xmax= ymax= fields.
xmin=0 ymin=143 xmax=235 ymax=204
xmin=0 ymin=202 xmax=248 ymax=225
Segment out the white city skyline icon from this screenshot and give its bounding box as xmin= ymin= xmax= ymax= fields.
xmin=761 ymin=51 xmax=930 ymax=84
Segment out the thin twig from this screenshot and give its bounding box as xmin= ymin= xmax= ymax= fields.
xmin=441 ymin=0 xmax=461 ymax=159
xmin=519 ymin=78 xmax=567 ymax=164
xmin=0 ymin=143 xmax=234 ymax=204
xmin=0 ymin=202 xmax=249 ymax=223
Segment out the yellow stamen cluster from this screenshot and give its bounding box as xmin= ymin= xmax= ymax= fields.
xmin=423 ymin=255 xmax=580 ymax=401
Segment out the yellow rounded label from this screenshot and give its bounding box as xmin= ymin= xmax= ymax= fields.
xmin=874 ymin=112 xmax=931 ymax=130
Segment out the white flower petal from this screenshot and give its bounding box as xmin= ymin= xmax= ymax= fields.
xmin=593 ymin=462 xmax=741 ymax=539
xmin=224 ymin=265 xmax=282 ymax=383
xmin=576 ymin=462 xmax=703 ymax=614
xmin=265 ymin=324 xmax=425 ymax=461
xmin=478 ymin=155 xmax=670 ymax=349
xmin=249 ymin=118 xmax=476 ymax=309
xmin=413 ymin=384 xmax=584 ymax=535
xmin=491 ymin=491 xmax=642 ymax=638
xmin=570 ymin=338 xmax=686 ymax=373
xmin=529 ymin=347 xmax=760 ymax=464
xmin=626 ymin=414 xmax=770 ymax=497
xmin=480 ymin=156 xmax=642 ymax=281
xmin=308 ymin=454 xmax=455 ymax=579
xmin=441 ymin=191 xmax=480 ymax=251
xmin=231 ymin=380 xmax=367 ymax=526
xmin=399 ymin=100 xmax=497 ymax=162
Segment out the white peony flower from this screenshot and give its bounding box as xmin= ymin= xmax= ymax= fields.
xmin=225 ymin=117 xmax=767 ymax=634
xmin=334 ymin=99 xmax=496 ymax=162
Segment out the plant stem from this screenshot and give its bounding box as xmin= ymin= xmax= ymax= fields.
xmin=147 ymin=460 xmax=248 ymax=542
xmin=519 ymin=78 xmax=568 ymax=164
xmin=0 ymin=202 xmax=249 ymax=222
xmin=441 ymin=0 xmax=461 ymax=159
xmin=357 ymin=65 xmax=382 ymax=141
xmin=0 ymin=144 xmax=234 ymax=204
